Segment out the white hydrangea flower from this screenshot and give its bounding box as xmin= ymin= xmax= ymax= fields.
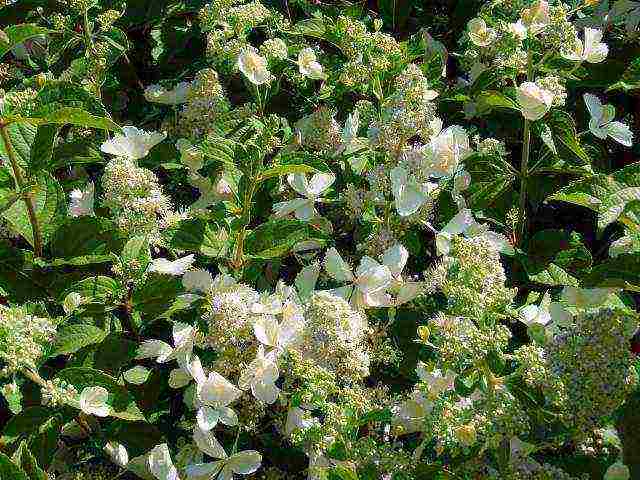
xmin=584 ymin=93 xmax=633 ymax=147
xmin=185 ymin=450 xmax=261 ymax=480
xmin=390 ymin=166 xmax=436 ymax=217
xmin=69 ymin=182 xmax=95 ymax=217
xmin=467 ymin=18 xmax=497 ymax=47
xmin=144 ymin=82 xmax=190 ymax=105
xmin=285 ymin=406 xmax=317 ymax=436
xmin=423 ymin=125 xmax=472 ymax=177
xmin=135 ymin=322 xmax=196 ymax=368
xmin=382 ymin=243 xmax=422 ymax=306
xmin=323 ymin=247 xmax=393 ymax=309
xmin=435 ymin=209 xmax=513 ymax=256
xmin=562 ymin=28 xmax=609 ymax=64
xmin=238 ymin=345 xmax=280 ymax=404
xmin=516 ymin=82 xmax=554 ymax=121
xmin=197 ymin=371 xmax=242 ymax=409
xmin=101 ymin=126 xmax=167 ymax=161
xmin=148 ymin=255 xmax=196 ymax=276
xmin=148 ymin=444 xmax=180 ymax=480
xmin=297 ymin=48 xmax=325 ymax=80
xmin=237 ymin=47 xmax=272 ymax=85
xmin=273 ymin=172 xmax=335 ymax=221
xmin=79 ymin=386 xmax=110 ymax=417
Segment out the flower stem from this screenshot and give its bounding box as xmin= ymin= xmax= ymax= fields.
xmin=517 ymin=51 xmax=535 ymax=246
xmin=0 ymin=124 xmax=44 ymax=257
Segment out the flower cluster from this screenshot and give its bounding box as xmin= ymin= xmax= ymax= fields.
xmin=0 ymin=305 xmax=56 ymax=375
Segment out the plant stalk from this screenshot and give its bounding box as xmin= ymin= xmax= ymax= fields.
xmin=0 ymin=124 xmax=44 ymax=257
xmin=517 ymin=50 xmax=535 ymax=245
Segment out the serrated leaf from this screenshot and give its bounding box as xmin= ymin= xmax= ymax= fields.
xmin=528 ymin=263 xmax=579 ymax=287
xmin=475 ymin=90 xmax=519 ymax=114
xmin=28 ymin=125 xmax=58 ymax=173
xmin=51 ymin=324 xmax=107 ymax=356
xmin=0 ymin=24 xmax=51 ymax=60
xmin=599 ymin=187 xmax=640 ymax=229
xmin=546 ymin=110 xmax=590 ymax=164
xmin=2 ymin=171 xmax=65 ymax=247
xmin=245 ymin=218 xmax=326 ymax=259
xmin=582 ymin=253 xmax=640 ymax=290
xmin=0 ymin=122 xmax=36 ymax=169
xmin=55 ymin=367 xmax=144 ymax=421
xmin=61 ymin=275 xmax=122 ymax=303
xmin=548 ymin=174 xmax=621 ymax=211
xmin=5 ymin=107 xmax=120 ymax=131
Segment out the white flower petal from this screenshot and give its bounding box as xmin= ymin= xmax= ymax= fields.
xmin=148 ymin=255 xmax=196 ymax=276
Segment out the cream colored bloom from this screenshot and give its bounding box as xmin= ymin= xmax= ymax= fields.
xmin=508 ymin=20 xmax=527 ymax=41
xmin=79 ymin=386 xmax=110 ymax=417
xmin=237 ymin=47 xmax=272 ymax=85
xmin=144 ymin=82 xmax=190 ymax=105
xmin=238 ymin=345 xmax=280 ymax=404
xmin=517 ymin=82 xmax=553 ymax=121
xmin=562 ymin=28 xmax=608 ymax=63
xmin=423 ymin=125 xmax=472 ymax=177
xmin=273 ymin=172 xmax=335 ymax=221
xmin=467 ymin=18 xmax=497 ymax=47
xmin=69 ymin=182 xmax=95 ymax=217
xmin=148 ymin=444 xmax=180 ymax=480
xmin=297 ymin=48 xmax=325 ymax=80
xmin=101 ymin=126 xmax=166 ymax=160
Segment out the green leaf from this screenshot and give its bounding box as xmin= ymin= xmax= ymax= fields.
xmin=28 ymin=125 xmax=58 ymax=173
xmin=200 ymin=134 xmax=236 ymax=166
xmin=61 ymin=275 xmax=122 ymax=304
xmin=0 ymin=24 xmax=51 ymax=60
xmin=582 ymin=254 xmax=640 ymax=290
xmin=245 ymin=218 xmax=326 ymax=259
xmin=608 ymin=56 xmax=640 ymax=92
xmin=51 ymin=324 xmax=107 ymax=356
xmin=105 ymin=421 xmax=164 ymax=459
xmin=132 ymin=275 xmax=182 ymax=320
xmin=329 ymin=466 xmax=359 ymax=480
xmin=120 ymin=235 xmax=151 ymax=273
xmin=546 ymin=110 xmax=590 ymax=165
xmin=164 ymin=218 xmax=230 ymax=258
xmin=599 ymin=187 xmax=640 ymax=229
xmin=28 ymin=416 xmax=60 ymax=470
xmin=12 ymin=441 xmax=47 ymax=480
xmin=475 ymin=90 xmax=520 ymax=114
xmin=51 ymin=217 xmax=121 ymax=261
xmin=548 ymin=174 xmax=621 ymax=211
xmin=55 ymin=367 xmax=144 ymax=421
xmin=1 ymin=381 xmax=22 ymax=414
xmin=2 ymin=171 xmax=65 ymax=247
xmin=1 ymin=407 xmax=53 ymax=446
xmin=528 ymin=263 xmax=579 ymax=287
xmin=0 ymin=122 xmax=36 ymax=169
xmin=0 ymin=452 xmax=28 ymax=480
xmin=259 ymin=163 xmax=317 ymax=181
xmin=5 ymin=107 xmax=121 ymax=131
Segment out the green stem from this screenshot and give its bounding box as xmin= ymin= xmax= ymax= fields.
xmin=517 ymin=51 xmax=535 ymax=246
xmin=0 ymin=124 xmax=44 ymax=257
xmin=232 ymin=176 xmax=258 ymax=270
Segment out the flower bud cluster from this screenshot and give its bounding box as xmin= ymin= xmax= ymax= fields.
xmin=0 ymin=305 xmax=56 ymax=375
xmin=41 ymin=378 xmax=79 ymax=408
xmin=101 ymin=157 xmax=175 ymax=242
xmin=546 ymin=308 xmax=638 ymax=439
xmin=431 ymin=235 xmax=516 ymax=321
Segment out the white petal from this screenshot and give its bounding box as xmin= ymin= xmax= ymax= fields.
xmin=441 ymin=209 xmax=476 ymax=236
xmin=606 ymin=121 xmax=633 ymax=147
xmin=390 ymin=166 xmax=427 ymax=217
xmin=273 ymin=198 xmax=310 ymax=218
xmin=306 ymin=172 xmax=335 ymax=197
xmin=79 ymin=386 xmax=110 ymax=417
xmin=104 ymin=441 xmax=129 ymax=468
xmin=356 ymin=257 xmax=392 ymax=294
xmin=287 ymin=173 xmax=310 ymax=196
xmin=252 ymin=380 xmax=280 ymax=404
xmin=217 ymin=406 xmax=238 ymax=426
xmin=197 ymin=406 xmax=220 ymax=432
xmin=148 ymin=444 xmax=179 ymax=480
xmin=584 ymin=93 xmax=604 ymax=122
xmin=186 ymin=462 xmax=222 ymax=480
xmin=382 ymin=243 xmax=409 ymax=278
xmin=227 ymin=451 xmax=262 ymax=475
xmin=136 ymin=340 xmax=174 ymax=363
xmin=193 ymin=427 xmax=227 ymax=459
xmin=197 ymin=372 xmax=242 ymax=408
xmin=324 ymin=248 xmax=355 ymax=283
xmin=253 ymin=315 xmax=280 ymax=347
xmin=293 ymin=201 xmax=316 ymax=221
xmin=183 ymin=269 xmax=214 ymax=293
xmin=148 ymin=255 xmax=195 ymax=276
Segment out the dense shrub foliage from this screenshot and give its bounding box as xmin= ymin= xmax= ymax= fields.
xmin=0 ymin=0 xmax=639 ymax=479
